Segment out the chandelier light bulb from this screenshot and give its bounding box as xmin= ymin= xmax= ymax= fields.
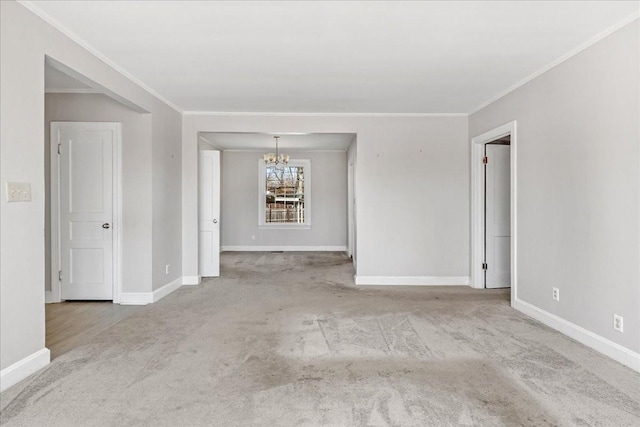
xmin=264 ymin=136 xmax=289 ymax=166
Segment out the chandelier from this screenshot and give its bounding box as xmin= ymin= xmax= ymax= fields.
xmin=263 ymin=136 xmax=289 ymax=166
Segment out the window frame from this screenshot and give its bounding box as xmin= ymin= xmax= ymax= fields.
xmin=258 ymin=159 xmax=311 ymax=229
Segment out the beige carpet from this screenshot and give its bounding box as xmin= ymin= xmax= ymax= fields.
xmin=1 ymin=252 xmax=639 ymax=426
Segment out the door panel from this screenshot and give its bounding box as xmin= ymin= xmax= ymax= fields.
xmin=485 ymin=144 xmax=511 ymax=289
xmin=198 ymin=150 xmax=220 ymax=277
xmin=70 ymin=221 xmax=105 ymax=240
xmin=69 ymin=138 xmax=105 ymax=213
xmin=57 ymin=125 xmax=115 ymax=300
xmin=71 ymin=248 xmax=104 ymax=284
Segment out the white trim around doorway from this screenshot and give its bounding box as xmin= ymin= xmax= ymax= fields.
xmin=470 ymin=121 xmax=518 ymax=305
xmin=50 ymin=122 xmax=123 ymax=304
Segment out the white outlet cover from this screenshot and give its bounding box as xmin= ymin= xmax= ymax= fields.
xmin=613 ymin=314 xmax=623 ymax=332
xmin=6 ymin=182 xmax=31 ymax=202
xmin=552 ymin=287 xmax=560 ymax=301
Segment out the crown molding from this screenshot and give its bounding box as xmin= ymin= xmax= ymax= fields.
xmin=223 ymin=149 xmax=347 ymax=153
xmin=469 ymin=12 xmax=640 ymax=116
xmin=18 ymin=0 xmax=182 ymax=114
xmin=183 ymin=111 xmax=468 ymax=118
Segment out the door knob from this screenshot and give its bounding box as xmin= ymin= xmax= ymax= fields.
xmin=212 ymin=219 xmax=218 ymax=224
xmin=102 ymin=223 xmax=110 ymax=229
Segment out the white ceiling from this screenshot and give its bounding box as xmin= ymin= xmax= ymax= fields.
xmin=27 ymin=1 xmax=639 ymax=114
xmin=200 ymin=133 xmax=355 ymax=151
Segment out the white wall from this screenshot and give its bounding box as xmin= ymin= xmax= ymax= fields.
xmin=44 ymin=93 xmax=153 ymax=294
xmin=183 ymin=114 xmax=469 ymax=280
xmin=0 ymin=1 xmax=182 ymax=376
xmin=221 ymin=150 xmax=347 ymax=249
xmin=151 ymin=105 xmax=183 ymax=291
xmin=469 ymin=20 xmax=640 ymax=354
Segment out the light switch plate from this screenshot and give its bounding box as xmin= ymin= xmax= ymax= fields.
xmin=6 ymin=182 xmax=31 ymax=202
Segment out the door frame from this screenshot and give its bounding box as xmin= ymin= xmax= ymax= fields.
xmin=347 ymin=140 xmax=357 ymax=268
xmin=50 ymin=122 xmax=123 ymax=303
xmin=470 ymin=121 xmax=517 ymax=304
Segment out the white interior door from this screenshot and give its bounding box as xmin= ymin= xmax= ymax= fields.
xmin=199 ymin=150 xmax=221 ymax=277
xmin=55 ymin=123 xmax=117 ymax=300
xmin=485 ymin=143 xmax=511 ymax=288
xmin=347 ymin=161 xmax=354 ymax=258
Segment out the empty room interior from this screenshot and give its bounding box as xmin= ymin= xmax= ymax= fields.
xmin=1 ymin=1 xmax=639 ymax=426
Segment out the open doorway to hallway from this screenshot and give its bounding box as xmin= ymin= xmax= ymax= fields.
xmin=471 ymin=121 xmax=517 ymax=304
xmin=44 ymin=59 xmax=149 ymax=358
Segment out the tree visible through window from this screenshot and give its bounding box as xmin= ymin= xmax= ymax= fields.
xmin=265 ymin=165 xmax=305 ymax=223
xmin=259 ymin=158 xmax=310 ymax=227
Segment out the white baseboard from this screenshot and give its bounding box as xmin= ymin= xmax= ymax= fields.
xmin=152 ymin=277 xmax=183 ymax=302
xmin=222 ymin=245 xmax=347 ymax=252
xmin=0 ymin=348 xmax=50 ymax=392
xmin=118 ymin=292 xmax=153 ymax=305
xmin=514 ymin=298 xmax=640 ymax=372
xmin=119 ymin=276 xmax=197 ymax=305
xmin=182 ymin=275 xmax=201 ymax=285
xmin=355 ymin=276 xmax=470 ymax=286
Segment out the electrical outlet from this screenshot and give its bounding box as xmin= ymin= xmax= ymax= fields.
xmin=165 ymin=264 xmax=170 ymax=275
xmin=6 ymin=182 xmax=31 ymax=202
xmin=552 ymin=287 xmax=559 ymax=301
xmin=613 ymin=314 xmax=623 ymax=333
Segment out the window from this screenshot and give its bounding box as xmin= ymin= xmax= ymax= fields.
xmin=259 ymin=159 xmax=310 ymax=227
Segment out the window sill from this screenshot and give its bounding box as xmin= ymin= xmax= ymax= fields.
xmin=258 ymin=224 xmax=311 ymax=230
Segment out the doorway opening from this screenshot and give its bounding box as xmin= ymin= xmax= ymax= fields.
xmin=347 ymin=135 xmax=357 ymax=267
xmin=471 ymin=122 xmax=517 ymax=305
xmin=484 ymin=137 xmax=511 ymax=289
xmin=196 ymin=132 xmax=357 ymax=279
